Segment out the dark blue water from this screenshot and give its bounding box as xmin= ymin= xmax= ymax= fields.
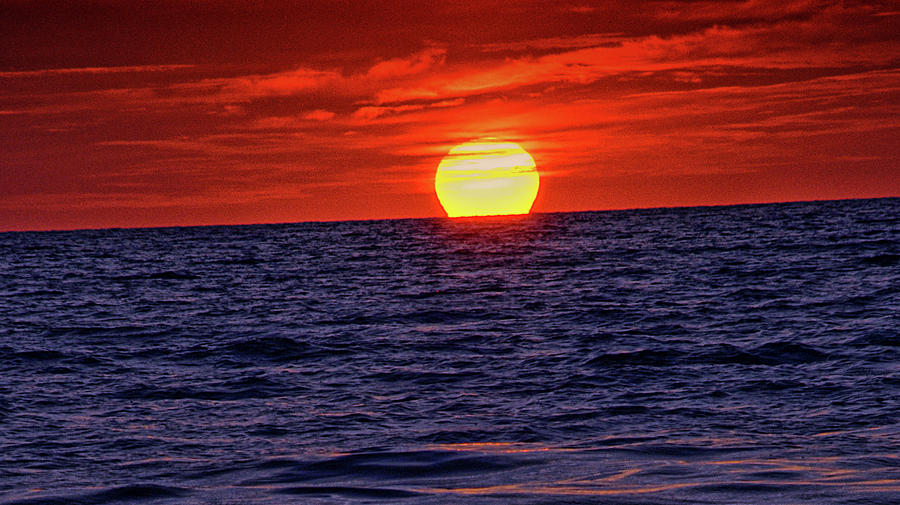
xmin=1 ymin=198 xmax=898 ymax=504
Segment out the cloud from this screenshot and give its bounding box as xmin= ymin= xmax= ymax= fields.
xmin=366 ymin=48 xmax=447 ymax=79
xmin=303 ymin=109 xmax=336 ymax=121
xmin=353 ymin=104 xmax=425 ymax=120
xmin=373 ymin=9 xmax=899 ymax=105
xmin=190 ymin=68 xmax=342 ymax=101
xmin=652 ymin=0 xmax=827 ymax=22
xmin=250 ymin=116 xmax=303 ymax=129
xmin=0 ymin=64 xmax=195 ymax=78
xmin=9 ymin=2 xmax=892 ymax=118
xmin=475 ymin=33 xmax=625 ymax=53
xmin=352 ymin=98 xmax=464 ymax=121
xmin=432 ymin=98 xmax=466 ymax=108
xmin=567 ymin=5 xmax=597 ymax=14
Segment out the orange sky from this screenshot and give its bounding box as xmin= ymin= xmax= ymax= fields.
xmin=1 ymin=0 xmax=898 ymax=231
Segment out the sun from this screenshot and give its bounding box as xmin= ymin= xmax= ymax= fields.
xmin=434 ymin=140 xmax=540 ymax=217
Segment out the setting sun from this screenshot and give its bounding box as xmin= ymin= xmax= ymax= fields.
xmin=435 ymin=140 xmax=540 ymax=217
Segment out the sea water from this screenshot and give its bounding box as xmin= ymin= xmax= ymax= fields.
xmin=1 ymin=198 xmax=898 ymax=504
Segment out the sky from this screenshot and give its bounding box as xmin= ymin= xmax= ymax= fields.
xmin=1 ymin=0 xmax=898 ymax=231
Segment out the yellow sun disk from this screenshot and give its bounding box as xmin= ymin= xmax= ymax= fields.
xmin=435 ymin=141 xmax=539 ymax=217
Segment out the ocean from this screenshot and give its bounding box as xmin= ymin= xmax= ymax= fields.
xmin=1 ymin=198 xmax=898 ymax=504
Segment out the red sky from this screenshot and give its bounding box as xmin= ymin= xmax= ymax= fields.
xmin=1 ymin=0 xmax=898 ymax=231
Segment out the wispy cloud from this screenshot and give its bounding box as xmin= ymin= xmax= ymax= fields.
xmin=475 ymin=33 xmax=626 ymax=53
xmin=652 ymin=0 xmax=826 ymax=22
xmin=304 ymin=109 xmax=336 ymax=121
xmin=366 ymin=48 xmax=447 ymax=79
xmin=0 ymin=64 xmax=195 ymax=79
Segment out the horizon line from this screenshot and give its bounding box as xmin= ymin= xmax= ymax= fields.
xmin=2 ymin=195 xmax=897 ymax=234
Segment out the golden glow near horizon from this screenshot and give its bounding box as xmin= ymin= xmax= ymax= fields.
xmin=435 ymin=140 xmax=540 ymax=217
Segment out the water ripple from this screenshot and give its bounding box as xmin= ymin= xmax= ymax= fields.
xmin=0 ymin=198 xmax=898 ymax=504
